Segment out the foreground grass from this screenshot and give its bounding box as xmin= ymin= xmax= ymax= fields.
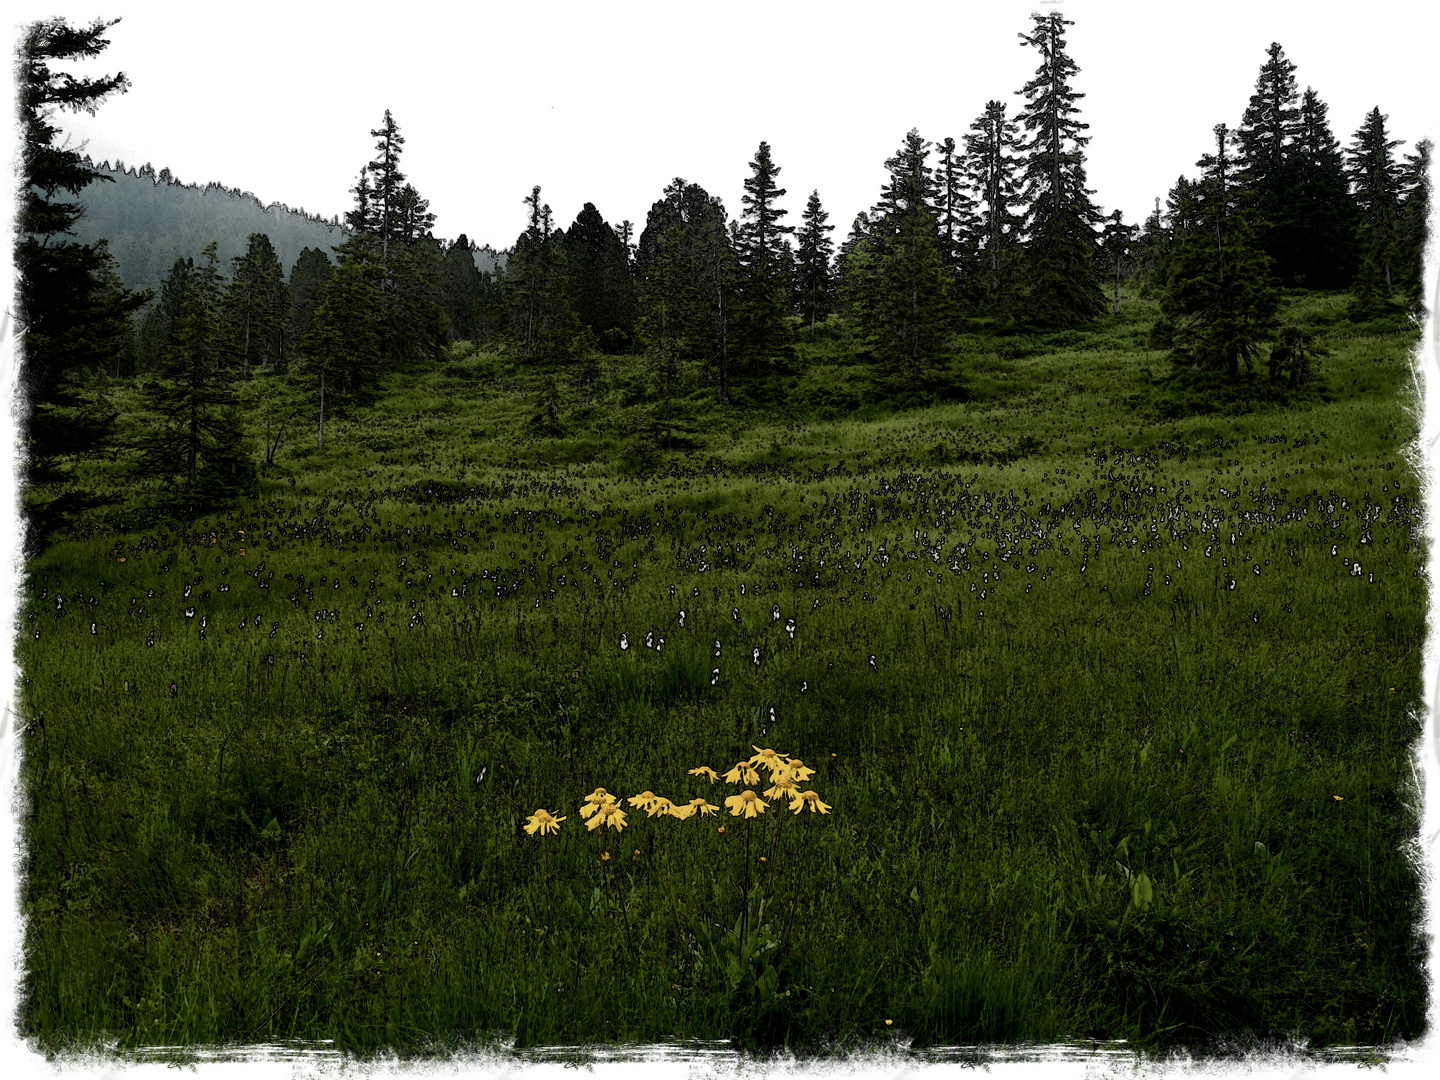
xmin=15 ymin=288 xmax=1429 ymax=1058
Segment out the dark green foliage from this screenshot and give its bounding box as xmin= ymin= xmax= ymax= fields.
xmin=933 ymin=136 xmax=978 ymax=284
xmin=16 ymin=16 xmax=151 ymax=479
xmin=1265 ymin=325 xmax=1326 ymax=388
xmin=1282 ymin=88 xmax=1359 ymax=289
xmin=561 ymin=203 xmax=638 ymax=348
xmin=1347 ymin=108 xmax=1405 ymax=317
xmin=1154 ymin=125 xmax=1280 ymax=381
xmin=964 ymin=101 xmax=1025 ymax=317
xmin=1234 ymin=44 xmax=1304 ymax=284
xmin=505 ymin=186 xmax=581 ymax=360
xmin=224 ymin=233 xmax=288 ymax=376
xmin=794 ymin=190 xmax=836 ymax=331
xmin=733 ymin=142 xmax=797 ymax=373
xmin=442 ymin=235 xmax=482 ymax=340
xmin=301 ymin=261 xmax=384 ymax=399
xmin=1394 ymin=139 xmax=1431 ymax=311
xmin=286 ymin=247 xmax=334 ymax=355
xmin=1013 ymin=12 xmax=1107 ymax=326
xmin=636 ymin=179 xmax=736 ymax=402
xmin=130 ymin=245 xmax=256 ymax=506
xmin=1097 ymin=211 xmax=1138 ymax=315
xmin=843 ymin=205 xmax=956 ymax=388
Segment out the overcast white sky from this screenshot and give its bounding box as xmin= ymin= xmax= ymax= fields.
xmin=4 ymin=0 xmax=1437 ymax=254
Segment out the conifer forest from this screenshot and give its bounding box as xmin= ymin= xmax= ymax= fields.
xmin=12 ymin=11 xmax=1434 ymax=1063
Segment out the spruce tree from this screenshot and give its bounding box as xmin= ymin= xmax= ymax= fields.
xmin=1234 ymin=43 xmax=1302 ymax=282
xmin=795 ymin=190 xmax=836 ymax=331
xmin=636 ymin=179 xmax=735 ymax=402
xmin=1347 ymin=107 xmax=1405 ymax=316
xmin=1097 ymin=211 xmax=1137 ymax=315
xmin=964 ymin=100 xmax=1025 ymax=316
xmin=734 ymin=141 xmax=796 ymax=371
xmin=1395 ymin=139 xmax=1432 ymax=312
xmin=1013 ymin=11 xmax=1106 ymax=326
xmin=1154 ymin=124 xmax=1280 ymax=381
xmin=286 ymin=247 xmax=334 ymax=355
xmin=17 ymin=16 xmax=151 ymax=481
xmin=296 ymin=261 xmax=383 ymax=445
xmin=1284 ymin=88 xmax=1358 ymax=289
xmin=225 ymin=233 xmax=288 ymax=376
xmin=505 ymin=186 xmax=580 ymax=361
xmin=562 ymin=202 xmax=638 ymax=349
xmin=933 ymin=136 xmax=979 ymax=284
xmin=442 ymin=235 xmax=481 ymax=340
xmin=132 ymin=244 xmax=255 ymax=506
xmin=843 ymin=131 xmax=957 ymax=383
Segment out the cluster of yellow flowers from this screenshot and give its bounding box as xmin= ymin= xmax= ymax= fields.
xmin=523 ymin=745 xmax=832 ymax=837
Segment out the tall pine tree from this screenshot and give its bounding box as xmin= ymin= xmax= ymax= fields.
xmin=1283 ymin=87 xmax=1358 ymax=289
xmin=1013 ymin=11 xmax=1106 ymax=326
xmin=225 ymin=233 xmax=288 ymax=376
xmin=17 ymin=16 xmax=151 ymax=483
xmin=964 ymin=100 xmax=1025 ymax=317
xmin=733 ymin=141 xmax=796 ymax=371
xmin=1154 ymin=124 xmax=1279 ymax=381
xmin=1347 ymin=107 xmax=1405 ymax=316
xmin=795 ymin=190 xmax=836 ymax=331
xmin=132 ymin=243 xmax=255 ymax=505
xmin=1234 ymin=43 xmax=1302 ymax=283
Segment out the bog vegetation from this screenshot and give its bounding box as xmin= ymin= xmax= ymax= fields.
xmin=13 ymin=11 xmax=1432 ymax=1062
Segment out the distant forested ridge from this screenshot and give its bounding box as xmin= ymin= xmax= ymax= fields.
xmin=64 ymin=159 xmax=502 ymax=294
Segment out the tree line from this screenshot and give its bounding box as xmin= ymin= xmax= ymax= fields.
xmin=15 ymin=14 xmax=1431 ymax=525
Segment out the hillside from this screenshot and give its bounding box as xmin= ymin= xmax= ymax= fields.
xmin=64 ymin=160 xmax=506 ymax=293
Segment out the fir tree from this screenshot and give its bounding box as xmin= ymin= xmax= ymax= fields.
xmin=296 ymin=262 xmax=383 ymax=445
xmin=1013 ymin=11 xmax=1106 ymax=326
xmin=286 ymin=247 xmax=334 ymax=356
xmin=1154 ymin=124 xmax=1280 ymax=381
xmin=1395 ymin=139 xmax=1432 ymax=311
xmin=933 ymin=136 xmax=978 ymax=284
xmin=17 ymin=16 xmax=151 ymax=482
xmin=1347 ymin=107 xmax=1405 ymax=316
xmin=506 ymin=186 xmax=580 ymax=360
xmin=132 ymin=244 xmax=255 ymax=506
xmin=734 ymin=141 xmax=796 ymax=371
xmin=562 ymin=202 xmax=638 ymax=350
xmin=1234 ymin=43 xmax=1302 ymax=280
xmin=225 ymin=233 xmax=288 ymax=376
xmin=964 ymin=100 xmax=1025 ymax=316
xmin=795 ymin=190 xmax=836 ymax=331
xmin=1097 ymin=210 xmax=1137 ymax=315
xmin=441 ymin=236 xmax=481 ymax=340
xmin=636 ymin=179 xmax=735 ymax=402
xmin=1284 ymin=87 xmax=1358 ymax=289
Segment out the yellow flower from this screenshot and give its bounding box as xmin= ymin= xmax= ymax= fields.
xmin=646 ymin=796 xmax=680 ymax=818
xmin=600 ymin=851 xmax=611 ymax=862
xmin=627 ymin=790 xmax=660 ymax=811
xmin=524 ymin=808 xmax=565 ymax=836
xmin=678 ymin=797 xmax=718 ymax=819
xmin=723 ymin=761 xmax=761 ymax=786
xmin=725 ymin=789 xmax=768 ymax=818
xmin=586 ymin=801 xmax=628 ymax=832
xmin=687 ymin=766 xmax=720 ymax=784
xmin=784 ymin=758 xmax=816 ymax=782
xmin=764 ymin=775 xmax=801 ymax=801
xmin=789 ymin=790 xmax=832 ymax=815
xmin=579 ymin=787 xmax=616 ymax=819
xmin=748 ymin=745 xmax=788 ymax=772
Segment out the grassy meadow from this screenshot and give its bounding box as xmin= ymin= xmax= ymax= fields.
xmin=14 ymin=287 xmax=1430 ymax=1060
